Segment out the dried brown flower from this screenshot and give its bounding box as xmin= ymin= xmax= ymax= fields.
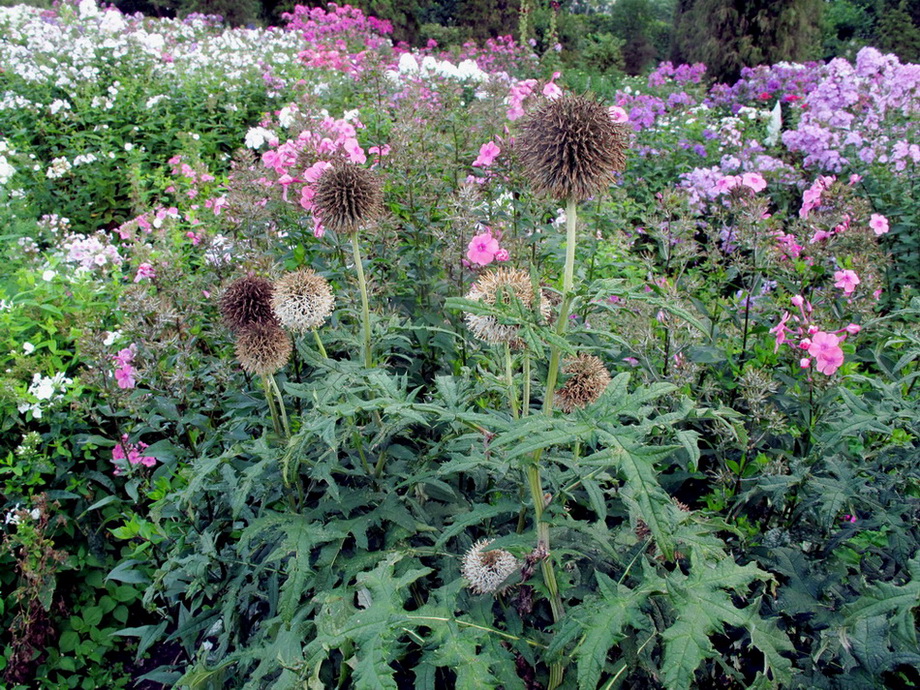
xmin=555 ymin=353 xmax=611 ymax=413
xmin=312 ymin=162 xmax=383 ymax=234
xmin=234 ymin=322 xmax=292 ymax=375
xmin=219 ymin=276 xmax=277 ymax=334
xmin=271 ymin=268 xmax=335 ymax=332
xmin=461 ymin=538 xmax=519 ymax=595
xmin=517 ymin=94 xmax=629 ymax=201
xmin=464 ymin=267 xmax=549 ymax=346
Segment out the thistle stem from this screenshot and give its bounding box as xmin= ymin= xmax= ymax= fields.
xmin=524 ymin=196 xmax=578 ymax=658
xmin=312 ymin=328 xmax=328 ymax=359
xmin=268 ymin=373 xmax=290 ymax=439
xmin=522 ymin=349 xmax=531 ymax=417
xmin=504 ymin=342 xmax=519 ymax=419
xmin=350 ymin=232 xmax=372 ymax=368
xmin=261 ymin=374 xmax=282 ymax=436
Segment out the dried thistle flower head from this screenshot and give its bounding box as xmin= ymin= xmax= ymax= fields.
xmin=219 ymin=276 xmax=277 ymax=334
xmin=461 ymin=538 xmax=519 ymax=595
xmin=555 ymin=353 xmax=611 ymax=413
xmin=235 ymin=322 xmax=292 ymax=375
xmin=271 ymin=268 xmax=335 ymax=332
xmin=312 ymin=162 xmax=383 ymax=234
xmin=464 ymin=267 xmax=549 ymax=346
xmin=518 ymin=94 xmax=629 ymax=201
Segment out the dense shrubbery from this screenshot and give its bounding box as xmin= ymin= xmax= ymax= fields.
xmin=1 ymin=1 xmax=919 ymax=688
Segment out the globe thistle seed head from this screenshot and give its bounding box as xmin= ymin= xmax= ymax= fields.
xmin=271 ymin=268 xmax=335 ymax=332
xmin=312 ymin=162 xmax=383 ymax=234
xmin=464 ymin=267 xmax=550 ymax=346
xmin=235 ymin=322 xmax=292 ymax=375
xmin=461 ymin=539 xmax=519 ymax=595
xmin=555 ymin=353 xmax=611 ymax=413
xmin=219 ymin=275 xmax=277 ymax=334
xmin=518 ymin=94 xmax=630 ymax=201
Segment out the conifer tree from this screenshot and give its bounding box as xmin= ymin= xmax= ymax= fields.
xmin=671 ymin=0 xmax=822 ymax=82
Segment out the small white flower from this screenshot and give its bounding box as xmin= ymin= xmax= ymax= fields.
xmin=103 ymin=330 xmax=122 ymax=346
xmin=23 ymin=342 xmax=35 ymax=354
xmin=42 ymin=270 xmax=56 ymax=281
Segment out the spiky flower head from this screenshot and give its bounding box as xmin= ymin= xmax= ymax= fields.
xmin=555 ymin=353 xmax=611 ymax=413
xmin=219 ymin=275 xmax=277 ymax=334
xmin=271 ymin=268 xmax=335 ymax=333
xmin=234 ymin=322 xmax=292 ymax=376
xmin=517 ymin=94 xmax=629 ymax=201
xmin=312 ymin=161 xmax=383 ymax=234
xmin=464 ymin=267 xmax=549 ymax=346
xmin=461 ymin=539 xmax=519 ymax=595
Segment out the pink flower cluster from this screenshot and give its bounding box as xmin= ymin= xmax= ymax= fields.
xmin=507 ymin=79 xmax=537 ymax=120
xmin=113 ymin=345 xmax=137 ymax=390
xmin=134 ymin=262 xmax=156 ymax=283
xmin=709 ymin=171 xmax=767 ymax=196
xmin=466 ymin=228 xmax=509 ymax=266
xmin=769 ymin=295 xmax=858 ymax=376
xmin=799 ymin=175 xmax=836 ymax=219
xmin=111 ymin=434 xmax=156 ymax=475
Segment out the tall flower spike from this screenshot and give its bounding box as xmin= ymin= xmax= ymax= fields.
xmin=555 ymin=353 xmax=611 ymax=413
xmin=234 ymin=322 xmax=292 ymax=375
xmin=271 ymin=268 xmax=335 ymax=332
xmin=311 ymin=161 xmax=383 ymax=234
xmin=464 ymin=267 xmax=550 ymax=347
xmin=517 ymin=94 xmax=629 ymax=201
xmin=219 ymin=275 xmax=277 ymax=334
xmin=461 ymin=539 xmax=520 ymax=595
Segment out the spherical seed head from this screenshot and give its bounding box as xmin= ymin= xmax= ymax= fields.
xmin=461 ymin=539 xmax=519 ymax=595
xmin=271 ymin=268 xmax=335 ymax=332
xmin=518 ymin=94 xmax=630 ymax=201
xmin=555 ymin=353 xmax=611 ymax=413
xmin=312 ymin=162 xmax=383 ymax=234
xmin=219 ymin=276 xmax=277 ymax=334
xmin=234 ymin=322 xmax=292 ymax=375
xmin=464 ymin=267 xmax=550 ymax=346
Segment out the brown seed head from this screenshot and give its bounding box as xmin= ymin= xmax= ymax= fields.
xmin=219 ymin=276 xmax=277 ymax=334
xmin=555 ymin=353 xmax=611 ymax=413
xmin=517 ymin=94 xmax=629 ymax=201
xmin=464 ymin=267 xmax=550 ymax=346
xmin=271 ymin=268 xmax=335 ymax=332
xmin=312 ymin=162 xmax=383 ymax=234
xmin=234 ymin=322 xmax=292 ymax=375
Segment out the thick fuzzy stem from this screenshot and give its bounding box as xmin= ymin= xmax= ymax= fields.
xmin=350 ymin=232 xmax=373 ymax=368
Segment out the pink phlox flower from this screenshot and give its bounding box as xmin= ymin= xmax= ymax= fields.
xmin=542 ymin=71 xmax=562 ymax=99
xmin=111 ymin=434 xmax=156 ymax=474
xmin=810 ymin=229 xmax=833 ymax=244
xmin=844 ymin=323 xmax=861 ymax=335
xmin=608 ymin=106 xmax=628 ymax=123
xmin=134 ymin=263 xmax=156 ymax=283
xmin=312 ymin=216 xmax=325 ymax=238
xmin=740 ymin=172 xmax=767 ymax=193
xmin=466 ymin=231 xmax=500 ymax=266
xmin=711 ymin=175 xmax=741 ymax=195
xmin=800 ymin=357 xmax=811 ymax=369
xmin=495 ymin=248 xmax=510 ymax=262
xmin=833 ymin=269 xmax=860 ymax=295
xmin=869 ymin=213 xmax=889 ymax=235
xmin=343 ymin=137 xmax=367 ymax=164
xmin=769 ymin=311 xmax=793 ymax=352
xmin=808 ymin=331 xmax=845 ymax=375
xmin=303 ymin=160 xmax=333 ymax=184
xmin=114 ymin=364 xmax=136 ymax=389
xmin=473 ymin=141 xmax=501 ymax=167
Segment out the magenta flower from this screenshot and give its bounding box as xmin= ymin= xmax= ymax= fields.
xmin=769 ymin=311 xmax=792 ymax=352
xmin=542 ymin=71 xmax=562 ymax=99
xmin=472 ymin=141 xmax=501 ymax=168
xmin=466 ymin=231 xmax=500 ymax=266
xmin=869 ymin=213 xmax=889 ymax=235
xmin=833 ymin=269 xmax=860 ymax=295
xmin=808 ymin=331 xmax=845 ymax=375
xmin=111 ymin=434 xmax=157 ymax=475
xmin=495 ymin=248 xmax=510 ymax=262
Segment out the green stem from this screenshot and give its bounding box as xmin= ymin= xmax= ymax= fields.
xmin=312 ymin=328 xmax=328 ymax=359
xmin=268 ymin=373 xmax=290 ymax=439
xmin=261 ymin=374 xmax=282 ymax=436
xmin=522 ymin=349 xmax=531 ymax=417
xmin=504 ymin=342 xmax=519 ymax=419
xmin=350 ymin=232 xmax=372 ymax=368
